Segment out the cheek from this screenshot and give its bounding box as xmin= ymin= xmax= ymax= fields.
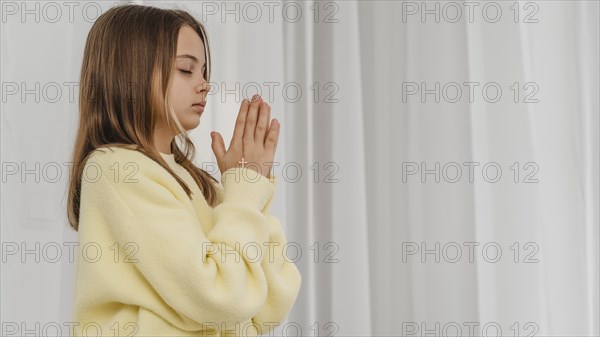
xmin=168 ymin=81 xmax=186 ymax=106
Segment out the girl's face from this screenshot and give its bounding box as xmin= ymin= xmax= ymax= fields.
xmin=167 ymin=25 xmax=210 ymax=131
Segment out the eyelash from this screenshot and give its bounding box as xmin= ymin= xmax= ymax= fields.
xmin=179 ymin=69 xmax=206 ymax=76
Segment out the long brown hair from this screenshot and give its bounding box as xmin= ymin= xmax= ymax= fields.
xmin=67 ymin=4 xmax=218 ymax=231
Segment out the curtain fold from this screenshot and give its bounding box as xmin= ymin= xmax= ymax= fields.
xmin=360 ymin=1 xmax=598 ymax=336
xmin=0 ymin=1 xmax=596 ymax=336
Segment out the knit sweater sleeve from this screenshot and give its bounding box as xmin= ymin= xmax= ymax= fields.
xmin=79 ymin=149 xmax=301 ymax=333
xmin=245 ymin=176 xmax=303 ymax=336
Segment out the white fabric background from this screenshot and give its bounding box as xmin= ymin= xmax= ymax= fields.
xmin=1 ymin=1 xmax=598 ymax=336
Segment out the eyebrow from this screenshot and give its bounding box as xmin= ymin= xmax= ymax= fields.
xmin=176 ymin=54 xmax=206 ymax=66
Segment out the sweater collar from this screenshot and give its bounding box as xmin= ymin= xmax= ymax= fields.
xmin=159 ymin=152 xmax=176 ymax=163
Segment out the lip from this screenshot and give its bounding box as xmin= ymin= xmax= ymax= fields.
xmin=192 ymin=101 xmax=206 ymax=113
xmin=192 ymin=104 xmax=204 ymax=113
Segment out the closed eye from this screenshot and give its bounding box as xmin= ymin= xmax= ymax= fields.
xmin=179 ymin=69 xmax=192 ymax=74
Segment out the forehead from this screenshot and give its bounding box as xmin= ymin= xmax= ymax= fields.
xmin=176 ymin=25 xmax=206 ymax=63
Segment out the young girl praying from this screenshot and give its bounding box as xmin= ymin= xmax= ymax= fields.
xmin=67 ymin=4 xmax=301 ymax=336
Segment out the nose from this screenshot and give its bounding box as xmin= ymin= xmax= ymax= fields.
xmin=195 ymin=78 xmax=211 ymax=95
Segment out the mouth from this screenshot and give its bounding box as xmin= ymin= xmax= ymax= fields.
xmin=192 ymin=101 xmax=206 ymax=113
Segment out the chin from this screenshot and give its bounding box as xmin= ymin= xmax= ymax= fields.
xmin=182 ymin=117 xmax=201 ymax=130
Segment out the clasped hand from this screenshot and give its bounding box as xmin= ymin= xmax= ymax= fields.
xmin=211 ymin=94 xmax=280 ymax=179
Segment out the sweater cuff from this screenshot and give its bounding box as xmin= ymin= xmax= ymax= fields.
xmin=261 ymin=175 xmax=278 ymax=214
xmin=221 ymin=167 xmax=276 ymax=211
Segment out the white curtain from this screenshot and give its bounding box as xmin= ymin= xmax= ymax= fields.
xmin=1 ymin=1 xmax=597 ymax=336
xmin=360 ymin=1 xmax=598 ymax=336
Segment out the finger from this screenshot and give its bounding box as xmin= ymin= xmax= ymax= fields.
xmin=211 ymin=132 xmax=226 ymax=170
xmin=230 ymin=99 xmax=250 ymax=151
xmin=265 ymin=119 xmax=279 ymax=154
xmin=263 ymin=102 xmax=271 ymax=147
xmin=255 ymin=101 xmax=269 ymax=145
xmin=273 ymin=119 xmax=280 ymax=153
xmin=244 ymin=95 xmax=261 ymax=145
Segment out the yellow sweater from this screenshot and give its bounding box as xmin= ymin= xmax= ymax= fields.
xmin=72 ymin=146 xmax=302 ymax=337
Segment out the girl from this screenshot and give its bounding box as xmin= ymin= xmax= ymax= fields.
xmin=67 ymin=4 xmax=301 ymax=336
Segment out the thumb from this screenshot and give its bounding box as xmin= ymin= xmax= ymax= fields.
xmin=211 ymin=131 xmax=226 ymax=162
